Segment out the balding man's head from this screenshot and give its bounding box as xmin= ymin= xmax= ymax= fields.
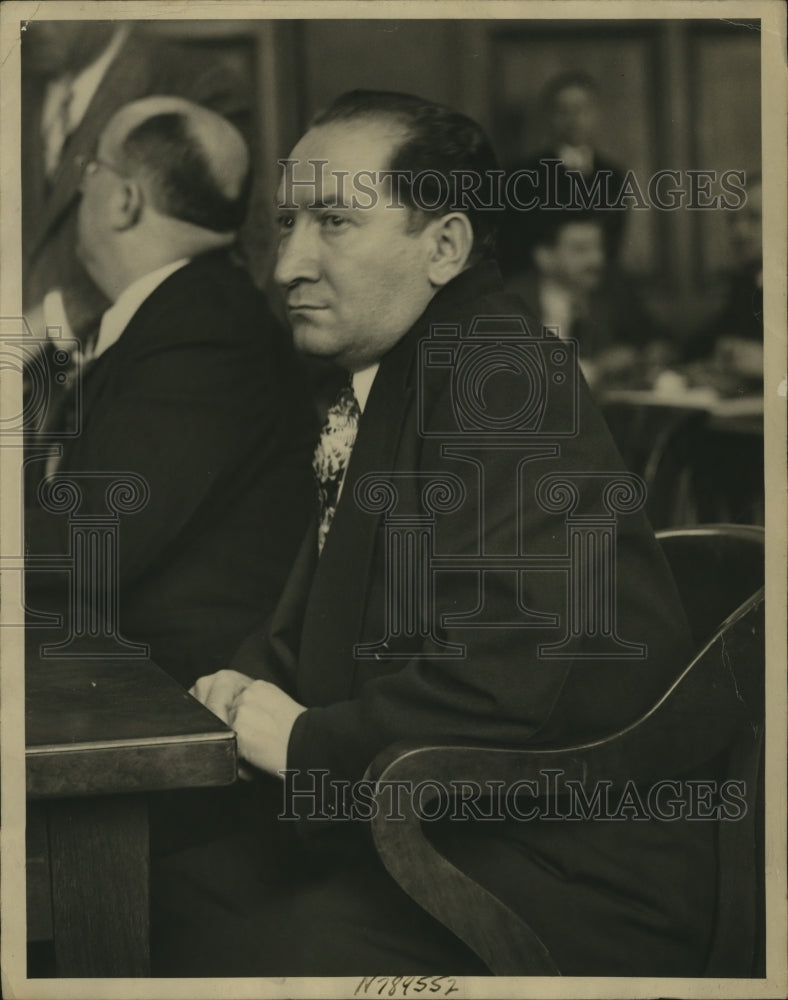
xmin=77 ymin=98 xmax=252 ymax=301
xmin=103 ymin=97 xmax=251 ymax=233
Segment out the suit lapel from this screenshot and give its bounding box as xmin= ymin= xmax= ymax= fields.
xmin=297 ymin=331 xmax=418 ymax=703
xmin=80 ymin=343 xmax=116 ymax=409
xmin=58 ymin=255 xmax=185 ymax=462
xmin=266 ymin=523 xmax=319 ymax=683
xmin=293 ymin=263 xmax=505 ymax=703
xmin=56 ymin=341 xmax=115 ymax=470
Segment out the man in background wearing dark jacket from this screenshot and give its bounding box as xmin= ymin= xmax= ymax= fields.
xmin=25 ymin=97 xmax=316 ymax=689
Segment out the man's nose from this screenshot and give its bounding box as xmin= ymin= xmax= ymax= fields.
xmin=274 ymin=218 xmax=320 ymax=288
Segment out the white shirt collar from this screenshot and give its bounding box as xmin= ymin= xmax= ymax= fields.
xmin=90 ymin=259 xmax=190 ymax=362
xmin=538 ymin=278 xmax=576 ymax=340
xmin=557 ymin=143 xmax=594 ymax=174
xmin=351 ymin=364 xmax=380 ymax=414
xmin=43 ymin=26 xmax=131 ymax=138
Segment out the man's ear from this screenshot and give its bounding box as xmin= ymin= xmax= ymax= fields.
xmin=108 ymin=179 xmax=143 ymax=231
xmin=424 ymin=212 xmax=474 ymax=287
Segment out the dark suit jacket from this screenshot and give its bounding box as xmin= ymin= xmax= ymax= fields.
xmin=26 ymin=252 xmax=317 ymax=688
xmin=507 ymin=268 xmax=659 ymax=360
xmin=233 ymin=263 xmax=715 ymax=973
xmin=22 ymin=27 xmax=249 ymax=339
xmin=685 ymin=267 xmax=764 ymax=361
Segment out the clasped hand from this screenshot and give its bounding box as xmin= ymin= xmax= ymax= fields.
xmin=189 ymin=670 xmax=306 ymax=780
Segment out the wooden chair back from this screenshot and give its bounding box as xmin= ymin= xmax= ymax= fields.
xmin=368 ymin=527 xmax=766 ymax=975
xmin=657 ymin=524 xmax=764 ymax=648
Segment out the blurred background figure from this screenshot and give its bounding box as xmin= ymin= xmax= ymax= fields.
xmin=500 ymin=71 xmax=628 ymax=277
xmin=683 ymin=173 xmax=763 ymax=387
xmin=664 ymin=171 xmax=764 ymax=526
xmin=22 ymin=20 xmax=248 ymax=347
xmin=506 ymin=211 xmax=669 ymax=391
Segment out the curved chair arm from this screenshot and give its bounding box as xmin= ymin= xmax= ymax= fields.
xmin=365 ymin=590 xmax=764 ymax=975
xmin=367 ymin=740 xmax=566 ymax=975
xmin=656 ymin=524 xmax=765 ymax=649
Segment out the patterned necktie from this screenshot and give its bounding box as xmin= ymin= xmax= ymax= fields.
xmin=312 ymin=378 xmax=361 ymax=555
xmin=42 ymin=77 xmax=74 ymax=178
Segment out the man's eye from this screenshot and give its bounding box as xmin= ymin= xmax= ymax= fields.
xmin=320 ymin=214 xmax=349 ymax=230
xmin=276 ymin=214 xmax=295 ymax=231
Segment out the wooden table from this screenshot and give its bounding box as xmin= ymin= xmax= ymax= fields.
xmin=600 ymin=389 xmax=764 ymax=527
xmin=26 ymin=656 xmax=236 ymax=977
xmin=600 ymin=387 xmax=763 ymax=422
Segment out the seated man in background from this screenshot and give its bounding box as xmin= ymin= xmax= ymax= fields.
xmin=506 ymin=210 xmax=670 ymax=390
xmin=151 ymin=91 xmax=713 ymax=977
xmin=500 ymin=71 xmax=628 ymax=276
xmin=677 ymin=172 xmax=764 ymax=523
xmin=25 ymin=97 xmax=317 ymax=689
xmin=684 ymin=173 xmax=763 ymax=386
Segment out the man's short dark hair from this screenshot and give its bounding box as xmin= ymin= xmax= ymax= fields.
xmin=540 ymin=71 xmax=599 ymax=110
xmin=311 ymin=90 xmax=500 ymax=263
xmin=532 ymin=209 xmax=604 ymax=250
xmin=119 ymin=112 xmax=252 ymax=233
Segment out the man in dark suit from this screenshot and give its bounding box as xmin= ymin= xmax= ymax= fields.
xmin=152 ymin=91 xmax=714 ymax=976
xmin=685 ymin=173 xmax=763 ymax=376
xmin=681 ymin=173 xmax=763 ymax=523
xmin=500 ymin=71 xmax=628 ymax=277
xmin=25 ymin=97 xmax=316 ymax=689
xmin=22 ymin=20 xmax=247 ymax=343
xmin=506 ymin=211 xmax=666 ymax=390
